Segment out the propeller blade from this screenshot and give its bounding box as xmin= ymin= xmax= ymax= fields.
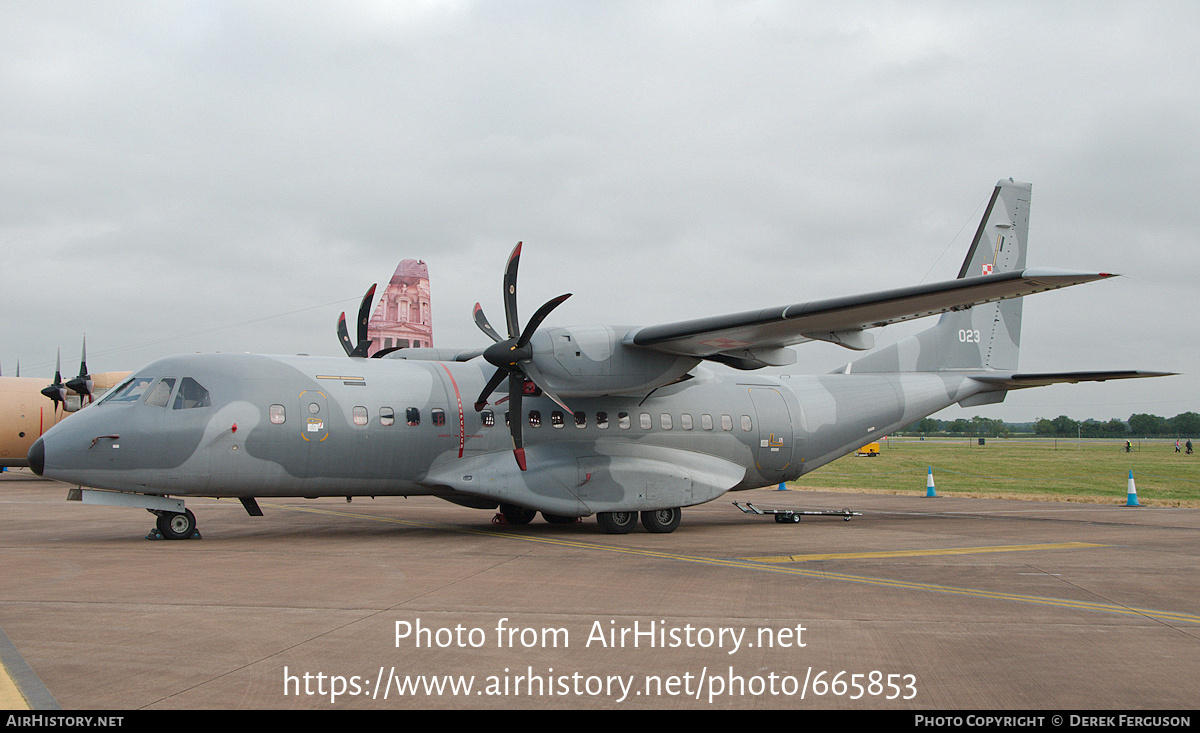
xmin=356 ymin=284 xmax=377 ymax=345
xmin=502 ymin=242 xmax=522 ymax=338
xmin=521 ymin=359 xmax=571 ymax=414
xmin=337 ymin=312 xmax=355 ymax=356
xmin=507 ymin=374 xmax=526 ymax=471
xmin=473 ymin=303 xmax=504 ymax=343
xmin=474 ymin=367 xmax=507 ymax=412
xmin=66 ymin=336 xmax=93 ymax=401
xmin=518 ymin=293 xmax=572 ymax=348
xmin=41 ymin=349 xmax=65 ymax=409
xmin=371 ymin=345 xmax=405 ymax=359
xmin=337 ymin=284 xmax=378 ymax=358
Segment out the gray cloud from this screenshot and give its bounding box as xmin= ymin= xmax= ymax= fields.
xmin=2 ymin=1 xmax=1196 ymax=422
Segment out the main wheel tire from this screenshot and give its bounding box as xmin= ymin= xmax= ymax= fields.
xmin=157 ymin=509 xmax=197 ymax=540
xmin=499 ymin=503 xmax=537 ymax=525
xmin=596 ymin=510 xmax=637 ymax=534
xmin=542 ymin=512 xmax=578 ymax=524
xmin=640 ymin=507 xmax=681 ymax=534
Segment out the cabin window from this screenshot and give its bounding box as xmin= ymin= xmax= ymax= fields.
xmin=406 ymin=407 xmax=420 ymax=426
xmin=618 ymin=412 xmax=630 ymax=429
xmin=640 ymin=413 xmax=652 ymax=430
xmin=741 ymin=415 xmax=753 ymax=432
xmin=574 ymin=411 xmax=587 ymax=428
xmin=353 ymin=406 xmax=368 ymax=426
xmin=596 ymin=411 xmax=609 ymax=429
xmin=380 ymin=407 xmax=395 ymax=426
xmin=145 ymin=378 xmax=176 ymax=408
xmin=269 ymin=404 xmax=286 ymax=424
xmin=551 ymin=411 xmax=565 ymax=428
xmin=680 ymin=413 xmax=693 ymax=431
xmin=432 ymin=408 xmax=446 ymax=427
xmin=172 ymin=378 xmax=211 ymax=410
xmin=721 ymin=414 xmax=733 ymax=431
xmin=701 ymin=414 xmax=714 ymax=431
xmin=660 ymin=414 xmax=672 ymax=430
xmin=529 ymin=410 xmax=542 ymax=428
xmin=482 ymin=410 xmax=495 ymax=428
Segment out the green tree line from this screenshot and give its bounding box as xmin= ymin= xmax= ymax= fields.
xmin=908 ymin=412 xmax=1200 ymax=437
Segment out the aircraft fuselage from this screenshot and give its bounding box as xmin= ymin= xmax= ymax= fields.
xmin=31 ymin=352 xmax=984 ymax=515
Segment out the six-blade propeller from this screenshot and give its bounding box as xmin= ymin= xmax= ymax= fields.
xmin=473 ymin=242 xmax=571 ymax=471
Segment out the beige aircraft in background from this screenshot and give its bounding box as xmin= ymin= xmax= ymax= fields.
xmin=0 ymin=343 xmax=129 ymax=467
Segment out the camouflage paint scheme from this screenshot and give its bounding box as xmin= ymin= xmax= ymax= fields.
xmin=28 ymin=181 xmax=1168 ymax=535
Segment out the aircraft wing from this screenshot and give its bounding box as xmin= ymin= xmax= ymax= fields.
xmin=625 ymin=269 xmax=1115 ymax=364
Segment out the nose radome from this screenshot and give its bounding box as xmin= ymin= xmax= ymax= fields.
xmin=28 ymin=438 xmax=45 ymax=476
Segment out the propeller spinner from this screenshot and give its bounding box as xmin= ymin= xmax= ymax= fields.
xmin=472 ymin=242 xmax=572 ymax=471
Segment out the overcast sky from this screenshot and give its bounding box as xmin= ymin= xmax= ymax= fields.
xmin=2 ymin=1 xmax=1196 ymax=423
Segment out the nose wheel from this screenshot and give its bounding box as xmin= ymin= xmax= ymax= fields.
xmin=151 ymin=509 xmax=200 ymax=540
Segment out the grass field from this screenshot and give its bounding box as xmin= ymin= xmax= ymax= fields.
xmin=793 ymin=438 xmax=1200 ymax=506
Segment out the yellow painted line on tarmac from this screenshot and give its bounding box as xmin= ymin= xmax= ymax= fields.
xmin=269 ymin=503 xmax=1200 ymax=625
xmin=743 ymin=542 xmax=1105 ymax=564
xmin=0 ymin=662 xmax=29 ymax=709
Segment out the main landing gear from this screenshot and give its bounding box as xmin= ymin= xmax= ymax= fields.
xmin=493 ymin=503 xmax=684 ymax=534
xmin=148 ymin=509 xmax=201 ymax=540
xmin=596 ymin=507 xmax=682 ymax=535
xmin=493 ymin=503 xmax=580 ymax=526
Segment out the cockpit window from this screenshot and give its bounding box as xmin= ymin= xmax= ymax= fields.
xmin=103 ymin=376 xmax=155 ymax=404
xmin=144 ymin=378 xmax=177 ymax=408
xmin=172 ymin=377 xmax=211 ymax=410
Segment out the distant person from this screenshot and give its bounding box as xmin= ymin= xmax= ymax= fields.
xmin=1176 ymin=440 xmax=1181 ymax=453
xmin=1125 ymin=440 xmax=1132 ymax=453
xmin=1188 ymin=439 xmax=1194 ymax=455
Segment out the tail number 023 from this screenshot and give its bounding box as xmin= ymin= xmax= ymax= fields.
xmin=958 ymin=329 xmax=982 ymax=343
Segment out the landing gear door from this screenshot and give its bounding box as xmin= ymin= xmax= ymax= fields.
xmin=749 ymin=388 xmax=793 ymax=477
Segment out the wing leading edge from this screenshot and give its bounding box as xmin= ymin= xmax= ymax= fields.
xmin=626 ymin=268 xmax=1115 ymax=364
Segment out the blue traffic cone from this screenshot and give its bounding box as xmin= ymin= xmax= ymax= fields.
xmin=1125 ymin=470 xmax=1141 ymax=507
xmin=925 ymin=466 xmax=938 ymax=498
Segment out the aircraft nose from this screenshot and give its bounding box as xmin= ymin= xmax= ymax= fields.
xmin=28 ymin=438 xmax=45 ymax=476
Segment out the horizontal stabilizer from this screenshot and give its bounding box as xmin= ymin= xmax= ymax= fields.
xmin=971 ymin=370 xmax=1177 ymax=389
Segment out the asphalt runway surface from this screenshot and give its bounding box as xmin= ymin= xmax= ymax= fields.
xmin=2 ymin=470 xmax=1198 ymax=710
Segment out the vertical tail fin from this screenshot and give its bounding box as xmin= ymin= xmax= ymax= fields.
xmin=847 ymin=179 xmax=1032 ymax=374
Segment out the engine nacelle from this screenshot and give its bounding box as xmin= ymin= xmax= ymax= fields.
xmin=528 ymin=326 xmax=699 ymax=398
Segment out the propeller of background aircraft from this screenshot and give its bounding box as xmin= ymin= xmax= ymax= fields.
xmin=39 ymin=339 xmax=97 ymax=411
xmin=65 ymin=337 xmax=93 ymax=404
xmin=40 ymin=350 xmax=66 ymax=411
xmin=472 ymin=242 xmax=572 ymax=471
